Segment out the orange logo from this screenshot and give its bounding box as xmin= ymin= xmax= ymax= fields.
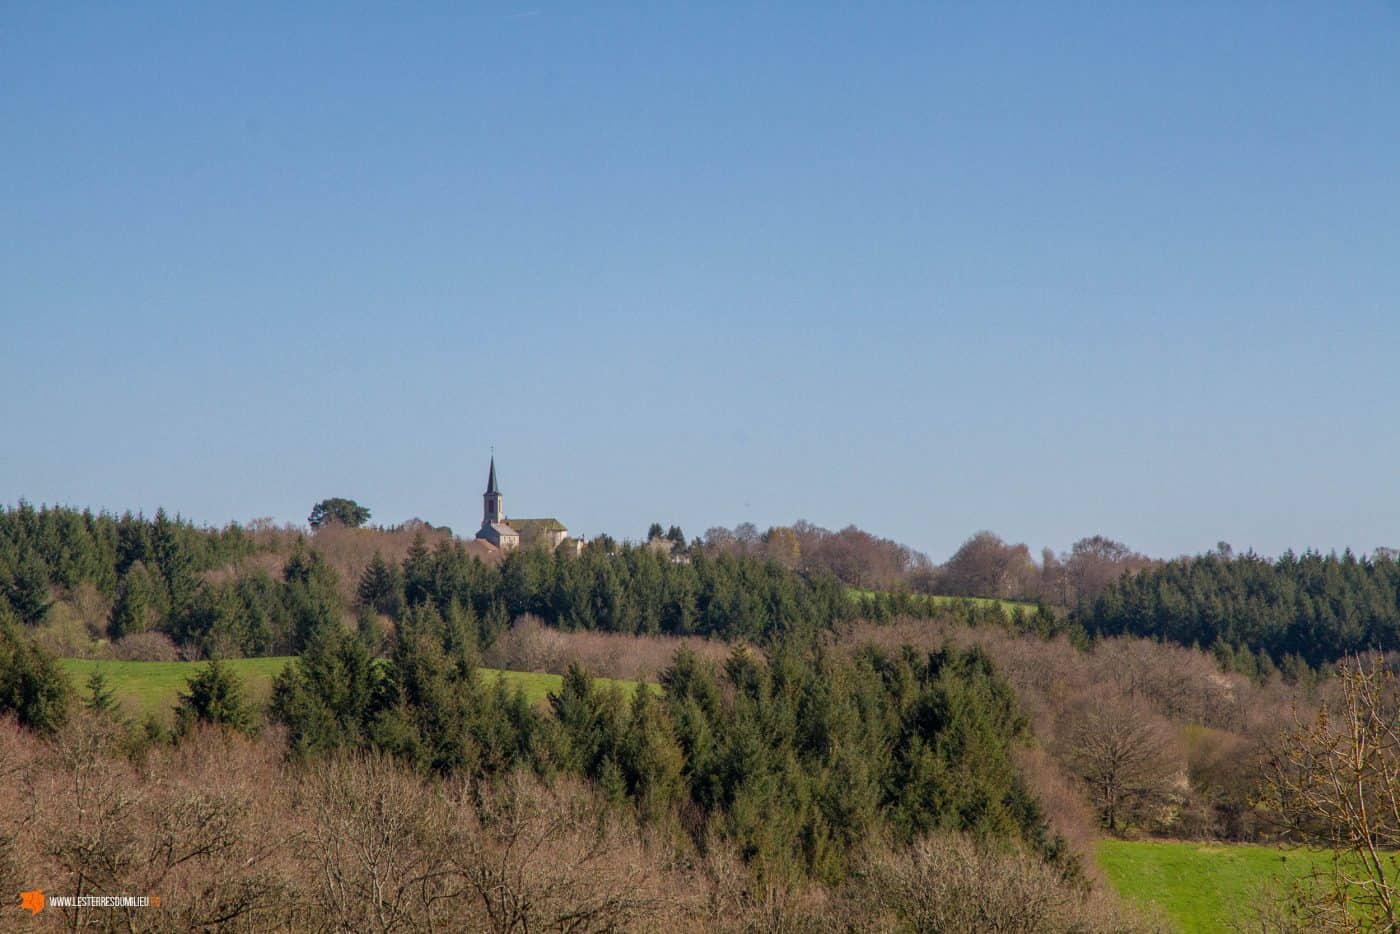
xmin=19 ymin=890 xmax=44 ymax=915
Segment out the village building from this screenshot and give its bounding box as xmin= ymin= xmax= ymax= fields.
xmin=472 ymin=457 xmax=580 ymax=558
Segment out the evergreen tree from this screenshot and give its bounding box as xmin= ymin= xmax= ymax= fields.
xmin=282 ymin=541 xmax=344 ymax=651
xmin=402 ymin=532 xmax=433 ymax=607
xmin=85 ymin=668 xmax=119 ymax=717
xmin=0 ymin=614 xmax=70 ymax=734
xmin=271 ymin=623 xmax=377 ymax=757
xmin=174 ymin=657 xmax=254 ymax=736
xmin=3 ymin=551 xmax=52 ymax=625
xmin=356 ymin=551 xmax=403 ymax=617
xmin=151 ymin=508 xmax=196 ymax=611
xmin=107 ymin=561 xmax=168 ymax=640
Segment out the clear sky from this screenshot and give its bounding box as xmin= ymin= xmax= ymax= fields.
xmin=3 ymin=3 xmax=1398 ymax=562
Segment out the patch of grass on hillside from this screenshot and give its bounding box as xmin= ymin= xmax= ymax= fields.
xmin=847 ymin=588 xmax=1037 ymax=616
xmin=1097 ymin=839 xmax=1348 ymax=933
xmin=59 ymin=657 xmax=638 ymax=725
xmin=59 ymin=657 xmax=294 ymax=722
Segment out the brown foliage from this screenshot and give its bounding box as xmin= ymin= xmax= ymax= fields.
xmin=939 ymin=531 xmax=1039 ymax=600
xmin=307 ymin=523 xmax=451 ymax=607
xmin=703 ymin=520 xmax=931 ymax=591
xmin=1058 ymin=692 xmax=1185 ymax=833
xmin=19 ymin=717 xmax=301 ymax=930
xmin=839 ymin=832 xmax=1164 ymax=933
xmin=484 ymin=614 xmax=731 ymax=681
xmin=110 ymin=631 xmax=184 ymax=662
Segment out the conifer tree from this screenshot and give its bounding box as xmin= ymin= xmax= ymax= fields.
xmin=0 ymin=612 xmax=70 ymax=734
xmin=357 ymin=551 xmax=403 ymax=617
xmin=174 ymin=657 xmax=254 ymax=736
xmin=85 ymin=668 xmax=119 ymax=717
xmin=3 ymin=551 xmax=52 ymax=625
xmin=107 ymin=561 xmax=168 ymax=639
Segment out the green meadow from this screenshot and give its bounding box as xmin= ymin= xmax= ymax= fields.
xmin=58 ymin=657 xmax=638 ymax=724
xmin=1097 ymin=839 xmax=1354 ymax=932
xmin=847 ymin=588 xmax=1038 ymax=616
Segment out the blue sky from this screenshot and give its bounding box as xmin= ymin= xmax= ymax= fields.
xmin=2 ymin=3 xmax=1397 ymax=561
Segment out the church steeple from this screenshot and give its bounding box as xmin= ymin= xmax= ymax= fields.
xmin=483 ymin=457 xmax=504 ymax=525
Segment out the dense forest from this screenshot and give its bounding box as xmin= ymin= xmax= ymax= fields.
xmin=272 ymin=612 xmax=1073 ymax=885
xmin=1080 ymin=549 xmax=1400 ymax=668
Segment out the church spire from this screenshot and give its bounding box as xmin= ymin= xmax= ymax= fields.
xmin=483 ymin=456 xmax=504 ymax=525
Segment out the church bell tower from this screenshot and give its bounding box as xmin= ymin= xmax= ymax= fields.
xmin=483 ymin=456 xmax=504 ymax=525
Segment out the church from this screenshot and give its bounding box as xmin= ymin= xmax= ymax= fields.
xmin=467 ymin=457 xmax=577 ymax=560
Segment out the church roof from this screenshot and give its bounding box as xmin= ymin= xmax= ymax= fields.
xmin=481 ymin=521 xmax=518 ymax=537
xmin=486 ymin=457 xmax=500 ymax=495
xmin=511 ymin=518 xmax=567 ymax=533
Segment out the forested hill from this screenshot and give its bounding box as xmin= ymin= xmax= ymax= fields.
xmin=0 ymin=503 xmax=860 ymax=659
xmin=1080 ymin=550 xmax=1400 ymax=669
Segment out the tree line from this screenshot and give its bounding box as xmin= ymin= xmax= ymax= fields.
xmin=1079 ymin=548 xmax=1400 ymax=668
xmin=0 ymin=503 xmax=867 ymax=659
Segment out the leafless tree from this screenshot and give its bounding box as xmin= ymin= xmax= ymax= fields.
xmin=445 ymin=772 xmax=683 ymax=932
xmin=299 ymin=752 xmax=469 ymax=932
xmin=847 ymin=832 xmax=1164 ymax=933
xmin=1060 ymin=694 xmax=1185 ymax=833
xmin=1258 ymin=655 xmax=1400 ymax=929
xmin=940 ymin=531 xmax=1038 ymax=600
xmin=1063 ymin=535 xmax=1154 ymax=606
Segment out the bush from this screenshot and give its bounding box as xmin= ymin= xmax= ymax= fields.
xmin=110 ymin=630 xmax=182 ymax=661
xmin=845 ymin=832 xmax=1163 ymax=933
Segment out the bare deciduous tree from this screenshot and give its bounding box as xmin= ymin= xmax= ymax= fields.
xmin=848 ymin=832 xmax=1165 ymax=933
xmin=447 ymin=773 xmax=682 ymax=932
xmin=941 ymin=531 xmax=1038 ymax=600
xmin=1259 ymin=656 xmax=1400 ymax=929
xmin=301 ymin=752 xmax=467 ymax=932
xmin=1060 ymin=695 xmax=1184 ymax=833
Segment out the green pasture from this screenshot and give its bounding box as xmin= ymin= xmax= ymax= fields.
xmin=847 ymin=588 xmax=1038 ymax=616
xmin=58 ymin=657 xmax=638 ymax=724
xmin=1097 ymin=839 xmax=1359 ymax=932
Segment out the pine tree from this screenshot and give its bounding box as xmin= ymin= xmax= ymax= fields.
xmin=151 ymin=508 xmax=196 ymax=611
xmin=357 ymin=551 xmax=403 ymax=616
xmin=3 ymin=551 xmax=52 ymax=625
xmin=174 ymin=657 xmax=254 ymax=736
xmin=108 ymin=562 xmax=168 ymax=639
xmin=85 ymin=668 xmax=119 ymax=716
xmin=272 ymin=622 xmax=376 ymax=756
xmin=0 ymin=615 xmax=71 ymax=733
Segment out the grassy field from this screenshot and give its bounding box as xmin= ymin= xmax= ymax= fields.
xmin=58 ymin=657 xmax=638 ymax=724
xmin=1097 ymin=839 xmax=1352 ymax=932
xmin=847 ymin=588 xmax=1039 ymax=616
